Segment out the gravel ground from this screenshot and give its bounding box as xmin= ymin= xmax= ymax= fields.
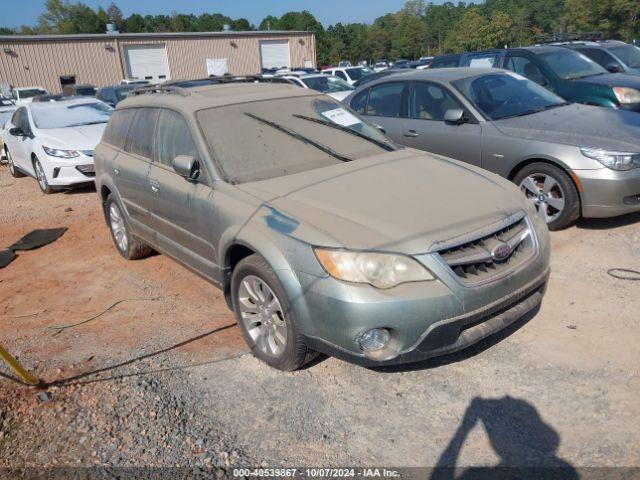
xmin=1 ymin=165 xmax=639 ymax=477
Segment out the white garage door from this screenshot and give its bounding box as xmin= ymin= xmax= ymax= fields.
xmin=260 ymin=41 xmax=291 ymax=70
xmin=124 ymin=44 xmax=170 ymax=82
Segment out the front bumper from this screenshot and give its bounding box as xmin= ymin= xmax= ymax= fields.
xmin=618 ymin=102 xmax=640 ymax=113
xmin=287 ymin=214 xmax=550 ymax=367
xmin=575 ymin=167 xmax=640 ymax=218
xmin=42 ymin=154 xmax=95 ymax=187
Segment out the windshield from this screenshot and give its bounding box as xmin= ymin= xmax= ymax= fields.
xmin=0 ymin=110 xmax=15 ymax=127
xmin=196 ymin=96 xmax=395 ymax=184
xmin=345 ymin=67 xmax=372 ymax=80
xmin=452 ymin=72 xmax=567 ymax=121
xmin=19 ymin=89 xmax=47 ymax=99
xmin=115 ymin=87 xmax=135 ymax=101
xmin=539 ymin=49 xmax=607 ymax=79
xmin=32 ymin=101 xmax=113 ymax=129
xmin=301 ymin=76 xmax=354 ymax=93
xmin=608 ymin=45 xmax=640 ymax=68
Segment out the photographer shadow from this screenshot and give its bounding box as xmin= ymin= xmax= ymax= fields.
xmin=430 ymin=396 xmax=579 ymax=480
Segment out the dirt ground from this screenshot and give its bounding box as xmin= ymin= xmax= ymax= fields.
xmin=1 ymin=164 xmax=639 ymax=475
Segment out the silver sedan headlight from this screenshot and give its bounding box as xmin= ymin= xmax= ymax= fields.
xmin=314 ymin=248 xmax=434 ymax=289
xmin=580 ymin=148 xmax=640 ymax=171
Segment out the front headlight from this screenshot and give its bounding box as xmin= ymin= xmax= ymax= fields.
xmin=314 ymin=248 xmax=434 ymax=289
xmin=613 ymin=87 xmax=640 ymax=104
xmin=580 ymin=147 xmax=640 ymax=171
xmin=42 ymin=145 xmax=79 ymax=158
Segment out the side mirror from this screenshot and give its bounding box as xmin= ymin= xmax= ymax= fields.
xmin=605 ymin=62 xmax=623 ymax=73
xmin=373 ymin=123 xmax=386 ymax=134
xmin=172 ymin=155 xmax=199 ymax=180
xmin=9 ymin=127 xmax=24 ymax=137
xmin=444 ymin=109 xmax=467 ymax=125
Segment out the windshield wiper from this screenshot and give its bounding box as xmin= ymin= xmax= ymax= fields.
xmin=244 ymin=112 xmax=352 ymax=162
xmin=506 ymin=102 xmax=570 ymax=118
xmin=292 ymin=114 xmax=395 ymax=152
xmin=70 ymin=120 xmax=108 ymax=126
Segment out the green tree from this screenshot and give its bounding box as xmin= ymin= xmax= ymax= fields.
xmin=106 ymin=2 xmax=124 ymax=30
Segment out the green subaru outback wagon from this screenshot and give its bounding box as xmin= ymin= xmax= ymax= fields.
xmin=93 ymin=78 xmax=550 ymax=370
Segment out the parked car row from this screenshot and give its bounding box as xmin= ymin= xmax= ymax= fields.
xmin=3 ymin=50 xmax=639 ymax=373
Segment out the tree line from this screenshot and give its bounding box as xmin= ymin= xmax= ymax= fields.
xmin=1 ymin=0 xmax=638 ymax=66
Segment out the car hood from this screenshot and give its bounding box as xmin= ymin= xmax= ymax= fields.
xmin=239 ymin=149 xmax=527 ymax=254
xmin=36 ymin=123 xmax=107 ymax=150
xmin=492 ymin=103 xmax=640 ymax=151
xmin=577 ymin=72 xmax=640 ymax=88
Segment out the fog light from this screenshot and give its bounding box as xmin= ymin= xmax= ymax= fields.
xmin=357 ymin=328 xmax=391 ymax=352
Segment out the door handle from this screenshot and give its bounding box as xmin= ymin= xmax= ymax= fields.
xmin=150 ymin=180 xmax=159 ymax=193
xmin=113 ymin=167 xmax=120 ymax=175
xmin=404 ymin=130 xmax=419 ymax=137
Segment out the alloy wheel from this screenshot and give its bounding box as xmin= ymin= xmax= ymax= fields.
xmin=519 ymin=173 xmax=566 ymax=224
xmin=33 ymin=160 xmax=48 ymax=191
xmin=109 ymin=202 xmax=128 ymax=253
xmin=237 ymin=275 xmax=287 ymax=356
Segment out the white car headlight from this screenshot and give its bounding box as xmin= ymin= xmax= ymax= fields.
xmin=42 ymin=145 xmax=79 ymax=158
xmin=314 ymin=248 xmax=434 ymax=289
xmin=613 ymin=87 xmax=640 ymax=104
xmin=580 ymin=147 xmax=640 ymax=171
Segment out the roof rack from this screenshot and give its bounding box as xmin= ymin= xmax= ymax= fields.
xmin=128 ymin=75 xmax=291 ymax=97
xmin=533 ymin=31 xmax=604 ymax=44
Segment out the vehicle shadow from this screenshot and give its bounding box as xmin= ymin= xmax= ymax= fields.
xmin=429 ymin=396 xmax=578 ymax=480
xmin=62 ymin=184 xmax=96 ymax=195
xmin=575 ymin=211 xmax=640 ymax=230
xmin=370 ymin=304 xmax=540 ymax=374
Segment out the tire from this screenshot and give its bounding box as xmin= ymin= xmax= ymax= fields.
xmin=32 ymin=156 xmax=53 ymax=194
xmin=6 ymin=148 xmax=25 ymax=178
xmin=105 ymin=194 xmax=152 ymax=260
xmin=513 ymin=162 xmax=580 ymax=230
xmin=231 ymin=254 xmax=316 ymax=371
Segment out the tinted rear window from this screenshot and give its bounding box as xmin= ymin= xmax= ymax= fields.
xmin=103 ymin=109 xmax=135 ymax=149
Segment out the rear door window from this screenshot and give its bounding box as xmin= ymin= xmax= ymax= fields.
xmin=154 ymin=110 xmax=199 ymax=168
xmin=366 ymin=82 xmax=406 ymax=117
xmin=125 ymin=108 xmax=159 ymax=158
xmin=103 ymin=109 xmax=135 ymax=149
xmin=350 ymin=89 xmax=369 ymax=114
xmin=505 ymin=54 xmax=548 ymax=86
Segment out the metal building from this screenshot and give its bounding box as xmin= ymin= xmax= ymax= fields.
xmin=0 ymin=30 xmax=316 ymax=92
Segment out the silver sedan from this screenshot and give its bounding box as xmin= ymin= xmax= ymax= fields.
xmin=344 ymin=68 xmax=640 ymax=229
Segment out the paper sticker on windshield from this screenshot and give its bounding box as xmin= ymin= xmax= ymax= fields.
xmin=321 ymin=108 xmax=361 ymax=127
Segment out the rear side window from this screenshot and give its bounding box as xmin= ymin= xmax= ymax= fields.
xmin=125 ymin=108 xmax=159 ymax=158
xmin=350 ymin=89 xmax=369 ymax=114
xmin=103 ymin=109 xmax=135 ymax=149
xmin=155 ymin=110 xmax=199 ymax=167
xmin=367 ymin=82 xmax=405 ymax=117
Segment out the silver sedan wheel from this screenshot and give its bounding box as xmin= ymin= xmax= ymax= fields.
xmin=237 ymin=275 xmax=287 ymax=356
xmin=519 ymin=173 xmax=565 ymax=224
xmin=109 ymin=202 xmax=128 ymax=253
xmin=33 ymin=160 xmax=48 ymax=191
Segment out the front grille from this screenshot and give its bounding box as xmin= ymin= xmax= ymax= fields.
xmin=438 ymin=217 xmax=536 ymax=285
xmin=75 ymin=164 xmax=95 ymax=177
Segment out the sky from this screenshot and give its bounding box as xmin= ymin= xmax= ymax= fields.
xmin=3 ymin=0 xmax=411 ymax=29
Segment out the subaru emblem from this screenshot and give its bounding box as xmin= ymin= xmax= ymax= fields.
xmin=491 ymin=242 xmax=512 ymax=262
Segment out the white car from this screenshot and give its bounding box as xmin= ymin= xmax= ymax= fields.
xmin=12 ymin=86 xmax=49 ymax=105
xmin=3 ymin=98 xmax=112 ymax=193
xmin=120 ymin=78 xmax=150 ymax=86
xmin=282 ymin=74 xmax=355 ymax=101
xmin=373 ymin=61 xmax=389 ymax=72
xmin=0 ymin=104 xmax=17 ymax=160
xmin=321 ymin=66 xmax=374 ymax=85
